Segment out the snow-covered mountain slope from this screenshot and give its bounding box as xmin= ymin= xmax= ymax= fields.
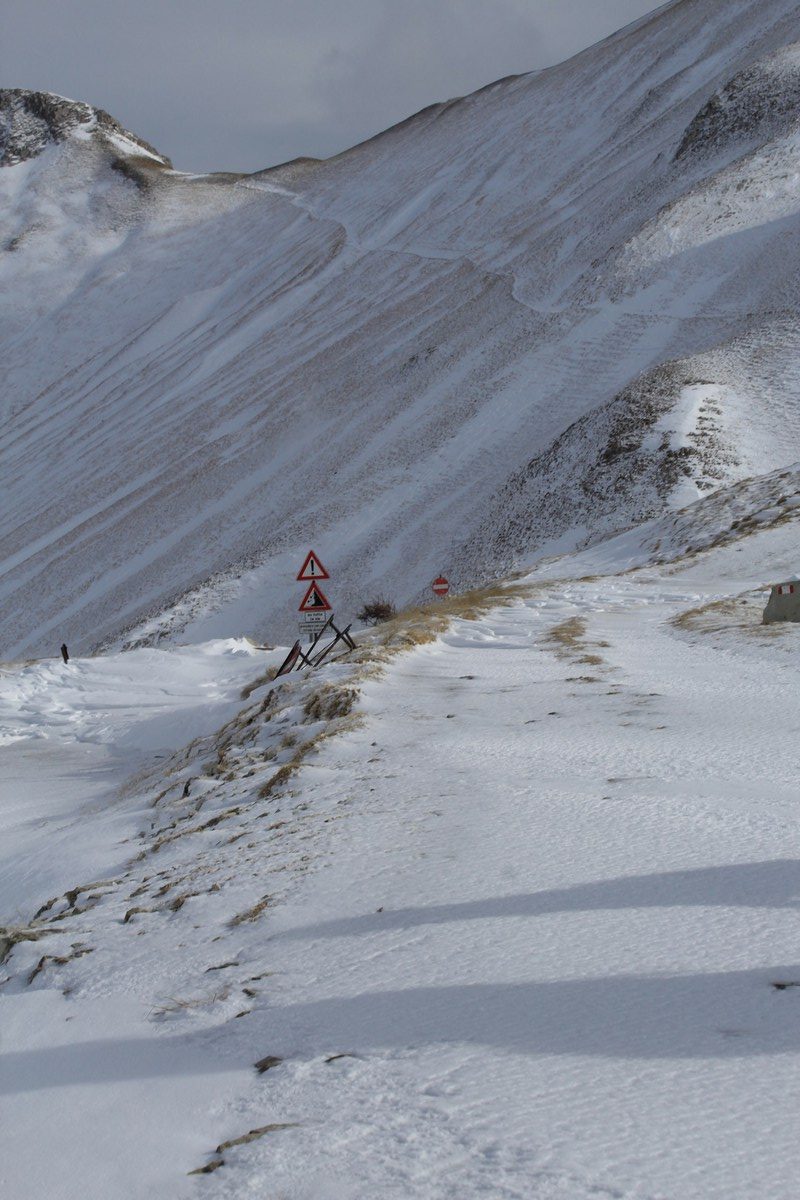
xmin=5 ymin=0 xmax=800 ymax=658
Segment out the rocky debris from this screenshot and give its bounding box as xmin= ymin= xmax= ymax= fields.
xmin=0 ymin=89 xmax=170 ymax=168
xmin=676 ymin=43 xmax=800 ymax=161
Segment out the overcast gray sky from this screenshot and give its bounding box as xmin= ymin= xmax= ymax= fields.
xmin=2 ymin=1 xmax=661 ymax=173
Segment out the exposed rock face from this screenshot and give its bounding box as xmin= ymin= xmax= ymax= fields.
xmin=0 ymin=89 xmax=170 ymax=167
xmin=675 ymin=43 xmax=800 ymax=161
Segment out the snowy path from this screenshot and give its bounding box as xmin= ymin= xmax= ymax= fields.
xmin=202 ymin=575 xmax=800 ymax=1199
xmin=3 ymin=562 xmax=800 ymax=1198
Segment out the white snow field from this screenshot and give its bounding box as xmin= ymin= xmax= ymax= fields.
xmin=7 ymin=0 xmax=800 ymax=1195
xmin=5 ymin=0 xmax=800 ymax=655
xmin=3 ymin=511 xmax=800 ymax=1199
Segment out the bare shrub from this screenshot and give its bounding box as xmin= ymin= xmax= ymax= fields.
xmin=357 ymin=597 xmax=396 ymax=625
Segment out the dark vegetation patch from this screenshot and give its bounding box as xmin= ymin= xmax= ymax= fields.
xmin=357 ymin=597 xmax=397 ymax=625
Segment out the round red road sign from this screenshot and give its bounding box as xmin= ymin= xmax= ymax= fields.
xmin=432 ymin=575 xmax=450 ymax=598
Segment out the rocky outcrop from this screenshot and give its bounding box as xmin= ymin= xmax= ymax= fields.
xmin=0 ymin=89 xmax=170 ymax=167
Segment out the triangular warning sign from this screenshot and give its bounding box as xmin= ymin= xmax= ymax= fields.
xmin=296 ymin=550 xmax=330 ymax=582
xmin=299 ymin=581 xmax=332 ymax=612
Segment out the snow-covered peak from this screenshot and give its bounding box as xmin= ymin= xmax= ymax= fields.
xmin=0 ymin=88 xmax=170 ymax=168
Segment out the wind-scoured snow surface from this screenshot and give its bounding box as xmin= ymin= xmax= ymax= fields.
xmin=8 ymin=5 xmax=800 ymax=1194
xmin=5 ymin=0 xmax=800 ymax=655
xmin=4 ymin=513 xmax=800 ymax=1199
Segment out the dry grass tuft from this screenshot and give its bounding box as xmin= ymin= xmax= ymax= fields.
xmin=27 ymin=943 xmax=93 ymax=984
xmin=303 ymin=684 xmax=358 ymax=722
xmin=546 ymin=616 xmax=588 ymax=652
xmin=672 ymin=592 xmax=768 ymax=636
xmin=362 ymin=579 xmax=534 ymax=657
xmin=258 ymin=763 xmax=296 ymax=800
xmin=541 ymin=615 xmax=611 ymax=677
xmin=0 ymin=925 xmax=60 ymax=963
xmin=240 ymin=669 xmax=278 ymax=701
xmin=229 ymin=894 xmax=271 ymax=926
xmin=216 ymin=1123 xmax=298 ymax=1152
xmin=672 ymin=599 xmax=729 ymax=630
xmin=254 ymin=1054 xmax=283 ymax=1073
xmin=123 ymin=905 xmax=153 ymax=924
xmin=188 ymin=1122 xmax=299 ymax=1175
xmin=188 ymin=1159 xmax=224 ymax=1176
xmin=151 ymin=986 xmax=231 ymax=1018
xmin=168 ymin=891 xmax=200 ymax=913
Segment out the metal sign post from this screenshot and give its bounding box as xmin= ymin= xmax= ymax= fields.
xmin=288 ymin=551 xmax=355 ymax=663
xmin=299 ymin=611 xmax=331 ymax=643
xmin=295 ymin=552 xmax=334 ymax=641
xmin=297 ymin=551 xmax=330 ymax=582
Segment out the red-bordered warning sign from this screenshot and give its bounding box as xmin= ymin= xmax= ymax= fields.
xmin=297 ymin=551 xmax=330 ymax=582
xmin=432 ymin=575 xmax=450 ymax=598
xmin=299 ymin=581 xmax=333 ymax=612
